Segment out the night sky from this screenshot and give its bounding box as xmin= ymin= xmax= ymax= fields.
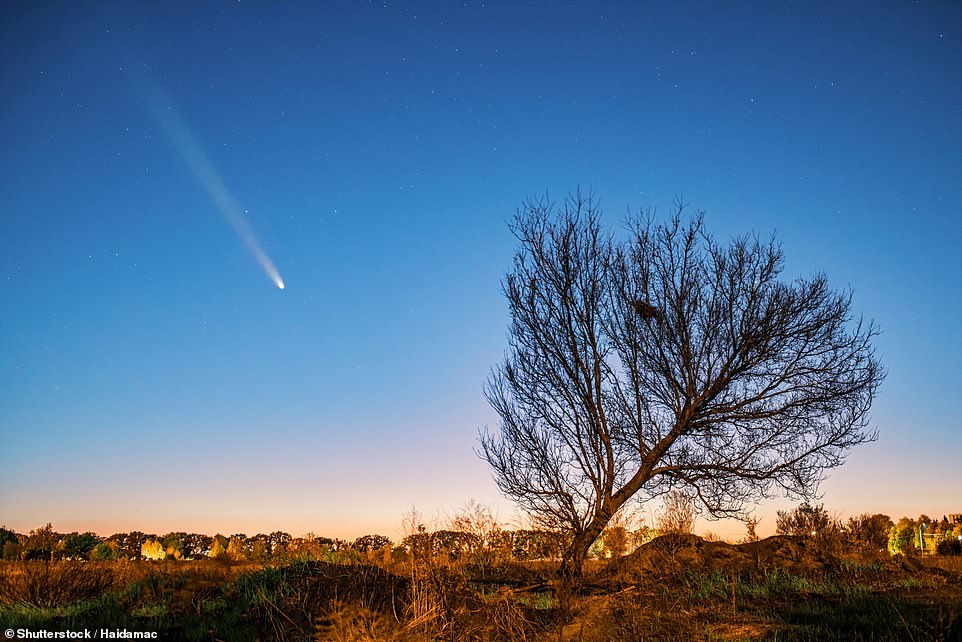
xmin=1 ymin=1 xmax=960 ymax=540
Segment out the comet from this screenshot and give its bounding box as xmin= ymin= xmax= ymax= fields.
xmin=133 ymin=73 xmax=286 ymax=290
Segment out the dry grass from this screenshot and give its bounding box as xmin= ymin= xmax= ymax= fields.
xmin=0 ymin=561 xmax=117 ymax=608
xmin=313 ymin=601 xmax=414 ymax=642
xmin=921 ymin=555 xmax=962 ymax=575
xmin=2 ymin=547 xmax=961 ymax=641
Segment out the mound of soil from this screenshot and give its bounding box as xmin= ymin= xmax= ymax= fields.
xmin=740 ymin=535 xmax=837 ymax=573
xmin=609 ymin=534 xmax=839 ymax=583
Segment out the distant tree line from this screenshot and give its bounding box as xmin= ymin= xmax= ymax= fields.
xmin=2 ymin=505 xmax=958 ymax=565
xmin=0 ymin=525 xmax=306 ymax=562
xmin=0 ymin=522 xmax=569 ymax=564
xmin=774 ymin=503 xmax=962 ymax=556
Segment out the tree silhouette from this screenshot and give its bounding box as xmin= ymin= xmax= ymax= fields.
xmin=481 ymin=192 xmax=883 ymax=580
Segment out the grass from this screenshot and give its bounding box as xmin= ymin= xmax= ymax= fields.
xmin=765 ymin=594 xmax=962 ymax=641
xmin=0 ymin=548 xmax=959 ymax=641
xmin=923 ymin=554 xmax=962 ymax=574
xmin=600 ymin=554 xmax=962 ymax=642
xmin=687 ymin=568 xmax=837 ymax=603
xmin=0 ymin=560 xmax=254 ymax=640
xmin=0 ymin=561 xmax=116 ymax=608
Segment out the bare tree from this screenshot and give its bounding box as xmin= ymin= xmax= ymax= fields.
xmin=448 ymin=499 xmax=505 ymax=571
xmin=481 ymin=192 xmax=883 ymax=580
xmin=742 ymin=516 xmax=761 ymax=544
xmin=656 ymin=490 xmax=697 ymax=535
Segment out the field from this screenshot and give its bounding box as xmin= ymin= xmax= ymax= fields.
xmin=1 ymin=535 xmax=960 ymax=641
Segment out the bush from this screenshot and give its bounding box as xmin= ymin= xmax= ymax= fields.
xmin=776 ymin=502 xmax=847 ymax=552
xmin=844 ymin=514 xmax=892 ymax=553
xmin=1 ymin=542 xmax=19 ymax=561
xmin=656 ymin=491 xmax=696 ymax=535
xmin=936 ymin=538 xmax=961 ymax=556
xmin=776 ymin=503 xmax=838 ymax=537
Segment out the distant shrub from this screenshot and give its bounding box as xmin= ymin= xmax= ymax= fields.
xmin=656 ymin=491 xmax=697 ymax=535
xmin=90 ymin=541 xmax=120 ymax=561
xmin=776 ymin=503 xmax=838 ymax=537
xmin=140 ymin=540 xmax=165 ymax=561
xmin=2 ymin=541 xmax=19 ymax=561
xmin=353 ymin=534 xmax=393 ymax=553
xmin=226 ymin=536 xmax=247 ymax=561
xmin=936 ymin=538 xmax=961 ymax=556
xmin=209 ymin=536 xmax=227 ymax=559
xmin=844 ymin=514 xmax=893 ymax=553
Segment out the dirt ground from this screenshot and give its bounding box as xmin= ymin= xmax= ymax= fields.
xmin=560 ymin=534 xmax=962 ymax=641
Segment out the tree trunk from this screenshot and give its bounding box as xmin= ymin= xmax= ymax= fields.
xmin=558 ymin=518 xmax=608 ymax=584
xmin=555 ymin=520 xmax=608 ymax=613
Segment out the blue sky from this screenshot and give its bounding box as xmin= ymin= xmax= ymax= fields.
xmin=1 ymin=1 xmax=960 ymax=540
